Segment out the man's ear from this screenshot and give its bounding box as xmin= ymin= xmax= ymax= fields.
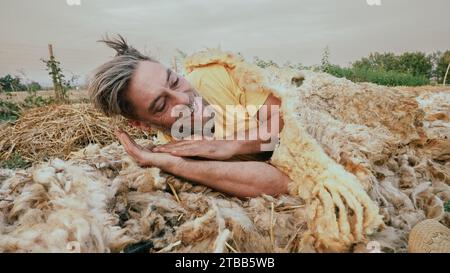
xmin=128 ymin=119 xmax=151 ymax=131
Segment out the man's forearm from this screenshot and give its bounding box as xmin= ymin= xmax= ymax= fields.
xmin=160 ymin=157 xmax=290 ymax=198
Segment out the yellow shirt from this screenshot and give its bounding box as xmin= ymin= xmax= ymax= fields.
xmin=185 ymin=63 xmax=270 ymax=139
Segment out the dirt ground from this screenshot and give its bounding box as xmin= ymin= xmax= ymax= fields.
xmin=2 ymin=86 xmax=449 ymax=104
xmin=1 ymin=85 xmax=447 ymax=129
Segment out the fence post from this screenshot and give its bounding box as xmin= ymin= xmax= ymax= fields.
xmin=172 ymin=56 xmax=178 ymax=73
xmin=444 ymin=62 xmax=450 ymax=86
xmin=48 ymin=44 xmax=62 ymax=101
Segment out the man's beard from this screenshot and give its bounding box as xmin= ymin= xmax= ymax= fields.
xmin=152 ymin=89 xmax=214 ymax=137
xmin=186 ymin=90 xmax=213 ymax=136
xmin=186 ymin=89 xmax=207 ymax=113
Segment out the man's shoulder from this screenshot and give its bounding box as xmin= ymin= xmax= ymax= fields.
xmin=183 ymin=48 xmax=272 ymax=97
xmin=183 ymin=49 xmax=244 ymax=73
xmin=184 ymin=50 xmax=239 ymax=89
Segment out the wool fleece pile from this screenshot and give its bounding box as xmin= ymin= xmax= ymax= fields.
xmin=0 ymin=143 xmax=307 ymax=253
xmin=0 ymin=50 xmax=449 ymax=252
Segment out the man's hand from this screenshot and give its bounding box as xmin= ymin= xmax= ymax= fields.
xmin=115 ymin=129 xmax=181 ymax=169
xmin=152 ymin=140 xmax=240 ymax=160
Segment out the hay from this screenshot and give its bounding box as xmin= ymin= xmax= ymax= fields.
xmin=408 ymin=219 xmax=450 ymax=253
xmin=0 ymin=103 xmax=147 ymax=163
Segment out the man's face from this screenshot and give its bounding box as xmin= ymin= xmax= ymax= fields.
xmin=126 ymin=61 xmax=207 ymax=133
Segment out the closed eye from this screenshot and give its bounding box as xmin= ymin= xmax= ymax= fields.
xmin=170 ymin=77 xmax=180 ymax=89
xmin=154 ymin=96 xmax=166 ymax=113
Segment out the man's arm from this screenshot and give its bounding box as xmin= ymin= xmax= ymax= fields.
xmin=153 ymin=94 xmax=283 ymax=159
xmin=166 ymin=158 xmax=289 ymax=198
xmin=116 ymin=130 xmax=290 ymax=198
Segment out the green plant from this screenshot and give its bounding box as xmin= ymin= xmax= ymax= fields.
xmin=0 ymin=152 xmax=31 ymax=169
xmin=445 ymin=200 xmax=450 ymax=213
xmin=0 ymin=89 xmax=53 ymax=123
xmin=0 ymin=100 xmax=20 ymax=121
xmin=254 ymin=56 xmax=279 ymax=68
xmin=17 ymin=71 xmax=54 ymax=109
xmin=398 ymin=52 xmax=432 ymax=78
xmin=42 ymin=54 xmax=77 ymax=103
xmin=27 ymin=81 xmax=42 ymax=92
xmin=325 ymin=65 xmax=430 ymax=86
xmin=320 ymin=46 xmax=331 ymax=72
xmin=0 ymin=74 xmax=27 ymax=92
xmin=22 ymin=89 xmax=54 ymax=109
xmin=352 ymin=51 xmax=433 ymax=80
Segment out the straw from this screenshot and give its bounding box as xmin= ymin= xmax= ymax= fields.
xmin=0 ymin=103 xmax=148 ymax=163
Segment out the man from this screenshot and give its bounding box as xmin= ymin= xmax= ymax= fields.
xmin=89 ymin=35 xmax=290 ymax=198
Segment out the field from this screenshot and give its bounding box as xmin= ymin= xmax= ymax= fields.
xmin=0 ymin=89 xmax=89 ymax=104
xmin=2 ymin=85 xmax=450 ymax=104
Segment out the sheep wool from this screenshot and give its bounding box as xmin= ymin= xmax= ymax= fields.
xmin=184 ymin=49 xmax=449 ymax=252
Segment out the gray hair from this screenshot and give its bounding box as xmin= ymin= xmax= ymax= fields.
xmin=88 ymin=34 xmax=156 ymax=119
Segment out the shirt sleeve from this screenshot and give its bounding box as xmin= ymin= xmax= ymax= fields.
xmin=186 ymin=64 xmax=270 ymax=117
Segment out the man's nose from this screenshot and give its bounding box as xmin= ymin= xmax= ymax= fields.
xmin=169 ymin=89 xmax=190 ymax=106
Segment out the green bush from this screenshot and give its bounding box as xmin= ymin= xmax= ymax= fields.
xmin=325 ymin=65 xmax=430 ymax=86
xmin=22 ymin=89 xmax=54 ymax=109
xmin=352 ymin=52 xmax=432 ymax=79
xmin=0 ymin=100 xmax=20 ymax=122
xmin=0 ymin=152 xmax=31 ymax=169
xmin=0 ymin=90 xmax=53 ymax=122
xmin=0 ymin=75 xmax=27 ymax=92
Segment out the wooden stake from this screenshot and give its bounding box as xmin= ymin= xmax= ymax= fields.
xmin=48 ymin=44 xmax=61 ymax=101
xmin=172 ymin=56 xmax=178 ymax=73
xmin=444 ymin=62 xmax=450 ymax=86
xmin=48 ymin=44 xmax=54 ymax=59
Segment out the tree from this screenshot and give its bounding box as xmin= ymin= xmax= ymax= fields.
xmin=321 ymin=46 xmax=331 ymax=72
xmin=16 ymin=70 xmax=43 ymax=92
xmin=353 ymin=52 xmax=400 ymax=71
xmin=27 ymin=81 xmax=42 ymax=91
xmin=436 ymin=51 xmax=450 ymax=84
xmin=352 ymin=51 xmax=433 ymax=80
xmin=398 ymin=52 xmax=432 ymax=78
xmin=0 ymin=74 xmax=27 ymax=92
xmin=0 ymin=75 xmax=14 ymax=92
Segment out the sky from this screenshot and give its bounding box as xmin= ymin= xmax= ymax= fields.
xmin=1 ymin=0 xmax=449 ymax=86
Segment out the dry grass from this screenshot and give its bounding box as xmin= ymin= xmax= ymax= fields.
xmin=0 ymin=103 xmax=147 ymax=163
xmin=0 ymin=89 xmax=89 ymax=103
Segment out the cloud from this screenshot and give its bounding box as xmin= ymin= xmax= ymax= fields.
xmin=1 ymin=0 xmax=449 ymax=84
